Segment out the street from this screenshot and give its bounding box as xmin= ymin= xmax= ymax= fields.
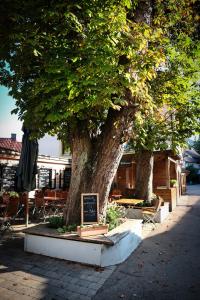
xmin=94 ymin=185 xmax=200 ymax=300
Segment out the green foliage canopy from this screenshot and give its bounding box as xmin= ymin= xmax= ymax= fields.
xmin=0 ymin=0 xmax=199 ymax=145
xmin=128 ymin=9 xmax=200 ymax=152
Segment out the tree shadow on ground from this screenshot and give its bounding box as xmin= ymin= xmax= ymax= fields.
xmin=93 ymin=194 xmax=200 ymax=300
xmin=0 ymin=191 xmax=200 ymax=300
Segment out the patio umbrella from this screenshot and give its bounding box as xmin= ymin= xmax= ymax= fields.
xmin=17 ymin=126 xmax=38 ymax=226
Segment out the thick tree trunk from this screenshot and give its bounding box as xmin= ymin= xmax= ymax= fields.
xmin=89 ymin=117 xmax=125 ymax=218
xmin=135 ymin=150 xmax=154 ymax=202
xmin=65 ymin=140 xmax=124 ymax=225
xmin=64 ymin=108 xmax=136 ymax=225
xmin=64 ymin=127 xmax=92 ymax=225
xmin=64 ymin=1 xmax=153 ymax=225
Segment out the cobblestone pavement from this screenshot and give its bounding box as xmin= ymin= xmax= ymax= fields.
xmin=93 ymin=185 xmax=200 ymax=300
xmin=0 ymin=234 xmax=115 ymax=300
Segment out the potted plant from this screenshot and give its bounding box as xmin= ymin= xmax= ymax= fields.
xmin=9 ymin=191 xmax=19 ymax=198
xmin=170 ymin=179 xmax=177 ymax=187
xmin=77 ymin=224 xmax=109 ymax=237
xmin=106 ymin=202 xmax=126 ymax=230
xmin=2 ymin=191 xmax=19 ymax=202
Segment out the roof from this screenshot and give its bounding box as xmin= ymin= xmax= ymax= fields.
xmin=0 ymin=138 xmax=22 ymax=153
xmin=184 ymin=156 xmax=200 ymax=164
xmin=122 ymin=149 xmax=181 ymax=162
xmin=184 ymin=149 xmax=200 ymax=159
xmin=183 ymin=149 xmax=200 ymax=164
xmin=154 ymin=150 xmax=181 ymax=160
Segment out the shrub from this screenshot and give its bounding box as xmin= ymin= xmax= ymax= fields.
xmin=48 ymin=217 xmax=77 ymax=233
xmin=106 ymin=203 xmax=126 ymax=231
xmin=57 ymin=224 xmax=77 ymax=234
xmin=170 ymin=179 xmax=177 ymax=186
xmin=135 ymin=201 xmax=153 ymax=207
xmin=48 ymin=216 xmax=64 ymax=229
xmin=8 ymin=191 xmax=19 ymax=198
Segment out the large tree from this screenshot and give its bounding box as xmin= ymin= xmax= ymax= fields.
xmin=0 ymin=0 xmax=199 ymax=224
xmin=129 ymin=94 xmax=200 ymax=201
xmin=128 ymin=43 xmax=200 ymax=201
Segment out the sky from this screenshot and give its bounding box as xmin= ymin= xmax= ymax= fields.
xmin=0 ymin=85 xmax=23 ymax=141
xmin=0 ymin=85 xmax=61 ymax=156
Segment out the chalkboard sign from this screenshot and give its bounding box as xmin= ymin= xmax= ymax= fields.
xmin=1 ymin=165 xmax=18 ymax=191
xmin=63 ymin=168 xmax=71 ymax=189
xmin=81 ymin=193 xmax=99 ymax=224
xmin=38 ymin=168 xmax=52 ymax=188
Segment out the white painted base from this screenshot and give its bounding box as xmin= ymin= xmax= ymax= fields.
xmin=125 ymin=202 xmax=170 ymax=223
xmin=24 ymin=219 xmax=142 ymax=267
xmin=102 ymin=219 xmax=142 ymax=266
xmin=155 ymin=202 xmax=170 ymax=223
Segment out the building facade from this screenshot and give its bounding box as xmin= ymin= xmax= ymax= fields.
xmin=0 ymin=135 xmax=71 ymax=191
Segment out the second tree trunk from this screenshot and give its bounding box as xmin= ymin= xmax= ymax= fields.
xmin=135 ymin=150 xmax=154 ymax=202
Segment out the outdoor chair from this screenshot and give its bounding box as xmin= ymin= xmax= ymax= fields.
xmin=55 ymin=191 xmax=62 ymax=197
xmin=16 ymin=192 xmax=27 ymax=218
xmin=44 ymin=189 xmax=51 ymax=196
xmin=0 ymin=201 xmax=7 ymax=218
xmin=142 ymin=197 xmax=162 ymax=228
xmin=62 ymin=191 xmax=68 ymax=200
xmin=0 ymin=197 xmax=19 ymax=233
xmin=110 ymin=189 xmax=122 ymax=200
xmin=32 ymin=197 xmax=49 ymax=222
xmin=53 ymin=201 xmax=65 ymax=216
xmin=2 ymin=192 xmax=10 ymax=204
xmin=35 ymin=190 xmax=44 ymax=198
xmin=17 ymin=192 xmax=33 ymax=219
xmin=47 ymin=190 xmax=56 ymax=197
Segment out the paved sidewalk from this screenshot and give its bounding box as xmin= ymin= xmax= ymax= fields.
xmin=0 ymin=234 xmax=115 ymax=300
xmin=93 ymin=185 xmax=200 ymax=300
xmin=1 ymin=185 xmax=200 ymax=300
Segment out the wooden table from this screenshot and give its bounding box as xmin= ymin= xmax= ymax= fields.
xmin=44 ymin=197 xmax=66 ymax=215
xmin=44 ymin=197 xmax=65 ymax=202
xmin=114 ymin=199 xmax=144 ymax=206
xmin=111 ymin=194 xmax=122 ymax=200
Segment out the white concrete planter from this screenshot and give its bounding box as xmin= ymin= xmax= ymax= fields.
xmin=24 ymin=219 xmax=142 ymax=267
xmin=125 ymin=202 xmax=170 ymax=223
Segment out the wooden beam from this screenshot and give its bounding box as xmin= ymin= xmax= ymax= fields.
xmin=168 ymin=157 xmax=177 ymax=164
xmin=166 ymin=158 xmax=170 ymax=188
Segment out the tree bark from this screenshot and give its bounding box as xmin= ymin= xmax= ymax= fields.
xmin=134 ymin=150 xmax=154 ymax=202
xmin=64 ymin=107 xmax=136 ymax=225
xmin=64 ymin=125 xmax=92 ymax=225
